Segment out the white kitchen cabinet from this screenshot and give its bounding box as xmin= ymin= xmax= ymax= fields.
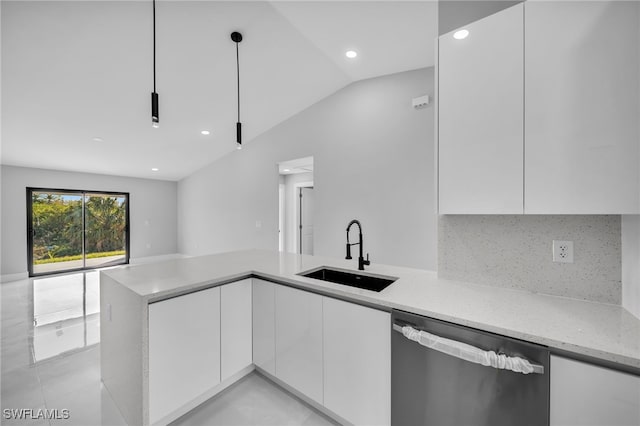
xmin=149 ymin=287 xmax=221 ymax=424
xmin=252 ymin=278 xmax=275 ymax=375
xmin=525 ymin=1 xmax=640 ymax=214
xmin=438 ymin=2 xmax=640 ymax=214
xmin=274 ymin=285 xmax=323 ymax=404
xmin=323 ymin=297 xmax=391 ymax=426
xmin=438 ymin=3 xmax=524 ymax=214
xmin=550 ymin=355 xmax=640 ymax=426
xmin=220 ymin=279 xmax=252 ymax=381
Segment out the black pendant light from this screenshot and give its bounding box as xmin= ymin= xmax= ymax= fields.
xmin=231 ymin=31 xmax=243 ymax=149
xmin=151 ymin=0 xmax=159 ymax=128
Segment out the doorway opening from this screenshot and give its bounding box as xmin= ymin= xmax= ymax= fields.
xmin=27 ymin=188 xmax=129 ymax=277
xmin=277 ymin=157 xmax=314 ymax=255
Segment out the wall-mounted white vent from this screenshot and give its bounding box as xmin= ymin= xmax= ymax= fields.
xmin=412 ymin=95 xmax=430 ymax=109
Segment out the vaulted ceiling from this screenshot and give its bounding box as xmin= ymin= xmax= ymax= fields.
xmin=1 ymin=1 xmax=437 ymax=181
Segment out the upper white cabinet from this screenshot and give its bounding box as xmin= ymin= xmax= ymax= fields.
xmin=550 ymin=355 xmax=640 ymax=426
xmin=274 ymin=285 xmax=324 ymax=404
xmin=438 ymin=3 xmax=524 ymax=214
xmin=220 ymin=279 xmax=253 ymax=381
xmin=323 ymin=297 xmax=391 ymax=426
xmin=438 ymin=1 xmax=640 ymax=214
xmin=148 ymin=287 xmax=221 ymax=424
xmin=525 ymin=1 xmax=640 ymax=214
xmin=252 ymin=278 xmax=276 ymax=375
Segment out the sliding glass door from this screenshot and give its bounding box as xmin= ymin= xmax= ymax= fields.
xmin=27 ymin=188 xmax=129 ymax=277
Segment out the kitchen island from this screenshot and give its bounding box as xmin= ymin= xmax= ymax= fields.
xmin=100 ymin=249 xmax=640 ymax=425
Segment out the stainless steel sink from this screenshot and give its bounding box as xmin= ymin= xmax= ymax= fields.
xmin=299 ymin=266 xmax=397 ymax=292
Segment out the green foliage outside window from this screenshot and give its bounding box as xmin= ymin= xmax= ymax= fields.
xmin=32 ymin=193 xmax=126 ymax=261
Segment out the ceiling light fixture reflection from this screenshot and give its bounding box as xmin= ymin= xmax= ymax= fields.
xmin=201 ymin=130 xmax=210 ymax=135
xmin=283 ymin=169 xmax=290 ymax=172
xmin=453 ymin=29 xmax=469 ymax=40
xmin=345 ymin=50 xmax=358 ymax=59
xmin=151 ymin=168 xmax=159 ymax=172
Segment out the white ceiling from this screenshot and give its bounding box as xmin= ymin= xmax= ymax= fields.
xmin=278 ymin=156 xmax=314 ymax=175
xmin=1 ymin=1 xmax=437 ymax=181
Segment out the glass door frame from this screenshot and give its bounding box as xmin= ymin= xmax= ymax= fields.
xmin=26 ymin=187 xmax=130 ymax=277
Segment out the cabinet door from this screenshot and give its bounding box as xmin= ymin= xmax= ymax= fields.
xmin=221 ymin=279 xmax=252 ymax=381
xmin=252 ymin=278 xmax=275 ymax=375
xmin=525 ymin=1 xmax=640 ymax=214
xmin=149 ymin=287 xmax=220 ymax=423
xmin=323 ymin=297 xmax=391 ymax=426
xmin=550 ymin=355 xmax=640 ymax=426
xmin=438 ymin=4 xmax=524 ymax=214
xmin=275 ymin=285 xmax=323 ymax=404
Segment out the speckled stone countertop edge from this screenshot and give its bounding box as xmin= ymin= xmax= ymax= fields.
xmin=101 ymin=249 xmax=640 ymax=371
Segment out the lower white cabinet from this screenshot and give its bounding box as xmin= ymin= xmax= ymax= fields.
xmin=323 ymin=297 xmax=391 ymax=425
xmin=148 ymin=287 xmax=221 ymax=424
xmin=221 ymin=279 xmax=253 ymax=381
xmin=275 ymin=285 xmax=324 ymax=404
xmin=252 ymin=279 xmax=276 ymax=375
xmin=148 ymin=279 xmax=394 ymax=425
xmin=550 ymin=355 xmax=640 ymax=426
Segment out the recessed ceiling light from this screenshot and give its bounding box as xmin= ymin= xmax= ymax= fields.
xmin=345 ymin=50 xmax=358 ymax=59
xmin=200 ymin=130 xmax=210 ymax=135
xmin=453 ymin=29 xmax=469 ymax=40
xmin=283 ymin=169 xmax=291 ymax=172
xmin=91 ymin=137 xmax=103 ymax=142
xmin=151 ymin=168 xmax=159 ymax=172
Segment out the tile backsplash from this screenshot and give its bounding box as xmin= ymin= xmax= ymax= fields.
xmin=438 ymin=215 xmax=621 ymax=304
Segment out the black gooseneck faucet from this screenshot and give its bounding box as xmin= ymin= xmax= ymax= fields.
xmin=345 ymin=219 xmax=370 ymax=270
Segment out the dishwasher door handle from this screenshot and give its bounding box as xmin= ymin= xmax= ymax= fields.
xmin=393 ymin=323 xmax=544 ymax=375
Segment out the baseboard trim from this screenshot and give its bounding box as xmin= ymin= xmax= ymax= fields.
xmin=152 ymin=364 xmax=254 ymax=426
xmin=1 ymin=272 xmax=28 ymax=283
xmin=254 ymin=366 xmax=352 ymax=426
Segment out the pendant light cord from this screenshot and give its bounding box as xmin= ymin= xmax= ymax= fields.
xmin=153 ymin=0 xmax=156 ymax=93
xmin=236 ymin=42 xmax=240 ymax=122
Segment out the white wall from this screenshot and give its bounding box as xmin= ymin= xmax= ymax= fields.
xmin=0 ymin=165 xmax=178 ymax=279
xmin=178 ymin=68 xmax=437 ymax=270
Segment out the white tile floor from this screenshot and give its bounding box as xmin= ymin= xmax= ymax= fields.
xmin=1 ymin=272 xmax=339 ymax=426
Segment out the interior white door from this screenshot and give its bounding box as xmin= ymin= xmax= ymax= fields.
xmin=278 ymin=184 xmax=285 ymax=252
xmin=148 ymin=287 xmax=221 ymax=423
xmin=299 ymin=187 xmax=314 ymax=255
xmin=220 ymin=279 xmax=252 ymax=381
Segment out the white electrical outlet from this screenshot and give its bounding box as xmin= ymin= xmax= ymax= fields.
xmin=552 ymin=240 xmax=574 ymax=263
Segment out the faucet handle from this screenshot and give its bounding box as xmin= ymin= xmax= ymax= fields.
xmin=364 ymin=253 xmax=371 ymax=265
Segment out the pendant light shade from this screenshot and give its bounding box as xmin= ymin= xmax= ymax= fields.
xmin=231 ymin=31 xmax=243 ymax=149
xmin=151 ymin=92 xmax=159 ymax=128
xmin=151 ymin=0 xmax=159 ymax=128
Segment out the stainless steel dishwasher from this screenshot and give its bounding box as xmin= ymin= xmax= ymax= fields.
xmin=392 ymin=310 xmax=549 ymax=426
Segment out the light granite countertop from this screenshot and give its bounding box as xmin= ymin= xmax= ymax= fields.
xmin=102 ymin=249 xmax=640 ymax=370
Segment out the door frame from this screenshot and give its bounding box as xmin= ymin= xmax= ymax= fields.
xmin=26 ymin=187 xmax=130 ymax=277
